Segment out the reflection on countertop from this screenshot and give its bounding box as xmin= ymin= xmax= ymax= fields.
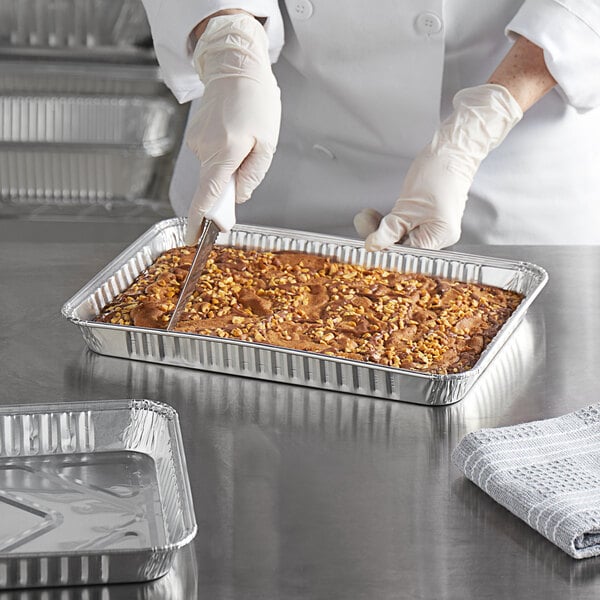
xmin=65 ymin=312 xmax=544 ymax=446
xmin=7 ymin=226 xmax=600 ymax=599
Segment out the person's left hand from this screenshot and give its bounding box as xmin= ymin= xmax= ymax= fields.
xmin=354 ymin=84 xmax=523 ymax=250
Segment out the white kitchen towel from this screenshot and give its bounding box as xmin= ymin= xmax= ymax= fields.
xmin=452 ymin=404 xmax=600 ymax=559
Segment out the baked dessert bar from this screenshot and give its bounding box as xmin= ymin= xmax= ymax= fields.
xmin=96 ymin=245 xmax=523 ymax=374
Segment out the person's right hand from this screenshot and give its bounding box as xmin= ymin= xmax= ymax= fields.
xmin=185 ymin=13 xmax=281 ymax=245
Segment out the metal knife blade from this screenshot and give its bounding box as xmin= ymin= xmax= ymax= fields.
xmin=167 ymin=218 xmax=219 ymax=331
xmin=167 ymin=178 xmax=236 ymax=331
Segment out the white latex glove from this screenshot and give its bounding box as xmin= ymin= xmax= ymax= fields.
xmin=184 ymin=13 xmax=281 ymax=244
xmin=354 ymin=84 xmax=523 ymax=251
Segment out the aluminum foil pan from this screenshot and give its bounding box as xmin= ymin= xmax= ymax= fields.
xmin=62 ymin=218 xmax=548 ymax=405
xmin=0 ymin=546 xmax=197 ymax=599
xmin=0 ymin=95 xmax=176 ymax=151
xmin=0 ymin=398 xmax=196 ymax=589
xmin=0 ymin=94 xmax=180 ymax=203
xmin=0 ymin=0 xmax=151 ymax=54
xmin=0 ymin=60 xmax=187 ymax=214
xmin=0 ymin=61 xmax=170 ymax=98
xmin=0 ymin=146 xmax=169 ymax=204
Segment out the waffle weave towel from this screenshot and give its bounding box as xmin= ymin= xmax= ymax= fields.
xmin=452 ymin=404 xmax=600 ymax=559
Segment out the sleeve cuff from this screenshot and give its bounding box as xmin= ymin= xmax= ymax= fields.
xmin=506 ymin=0 xmax=600 ymax=111
xmin=142 ymin=0 xmax=284 ymax=103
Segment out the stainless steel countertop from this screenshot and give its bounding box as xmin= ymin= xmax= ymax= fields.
xmin=2 ymin=220 xmax=600 ymax=599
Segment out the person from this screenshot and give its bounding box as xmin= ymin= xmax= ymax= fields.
xmin=140 ymin=0 xmax=600 ymax=248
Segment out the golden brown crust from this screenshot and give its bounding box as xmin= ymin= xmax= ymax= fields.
xmin=96 ymin=246 xmax=523 ymax=374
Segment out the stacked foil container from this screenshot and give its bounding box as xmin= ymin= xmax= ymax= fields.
xmin=0 ymin=0 xmax=152 ymax=51
xmin=0 ymin=0 xmax=188 ymax=220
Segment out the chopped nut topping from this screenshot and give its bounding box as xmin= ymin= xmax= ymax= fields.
xmin=96 ymin=246 xmax=523 ymax=374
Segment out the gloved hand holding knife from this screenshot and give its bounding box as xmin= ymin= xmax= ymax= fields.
xmin=184 ymin=11 xmax=281 ymax=246
xmin=172 ymin=10 xmax=280 ymax=329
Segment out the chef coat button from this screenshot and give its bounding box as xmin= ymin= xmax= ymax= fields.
xmin=291 ymin=0 xmax=314 ymax=20
xmin=415 ymin=12 xmax=443 ymax=36
xmin=312 ymin=144 xmax=335 ymax=160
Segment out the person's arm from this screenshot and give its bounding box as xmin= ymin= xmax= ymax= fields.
xmin=139 ymin=1 xmax=284 ymax=103
xmin=354 ymin=36 xmax=556 ymax=251
xmin=488 ymin=35 xmax=556 ymax=111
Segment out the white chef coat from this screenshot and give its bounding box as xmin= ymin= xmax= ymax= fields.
xmin=142 ymin=0 xmax=600 ymax=244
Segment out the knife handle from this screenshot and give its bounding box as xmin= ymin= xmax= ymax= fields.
xmin=206 ymin=178 xmax=236 ymax=232
xmin=185 ymin=177 xmax=237 ymax=246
